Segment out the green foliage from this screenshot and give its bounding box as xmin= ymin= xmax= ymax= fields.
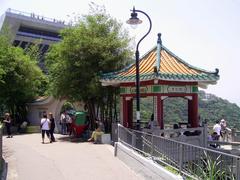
xmin=46 ymin=5 xmax=132 ymax=129
xmin=140 ymin=91 xmax=240 ymax=130
xmin=61 ymin=101 xmax=74 ymax=112
xmin=194 ymin=151 xmax=234 ymax=180
xmin=198 ymin=91 xmax=240 ymax=129
xmin=46 ymin=8 xmax=132 ymax=102
xmin=197 ymin=152 xmax=223 ymax=180
xmin=0 ymin=27 xmax=46 ymax=122
xmin=163 ymin=97 xmax=188 ymax=124
xmin=164 ymin=165 xmax=179 ymax=175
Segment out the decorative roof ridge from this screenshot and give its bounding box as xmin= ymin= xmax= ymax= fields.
xmin=161 ymin=45 xmax=219 ymax=76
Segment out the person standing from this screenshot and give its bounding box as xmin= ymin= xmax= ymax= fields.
xmin=220 ymin=119 xmax=231 ymax=141
xmin=147 ymin=114 xmax=157 ymax=129
xmin=48 ymin=112 xmax=55 ymax=142
xmin=213 ymin=120 xmax=221 ymax=140
xmin=60 ymin=111 xmax=67 ymax=135
xmin=66 ymin=114 xmax=73 ymax=135
xmin=40 ymin=113 xmax=51 ymax=144
xmin=3 ymin=113 xmax=12 ymax=138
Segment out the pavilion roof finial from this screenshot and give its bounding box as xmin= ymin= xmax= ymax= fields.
xmin=157 ymin=33 xmax=162 ymax=44
xmin=156 ymin=33 xmax=162 ymax=71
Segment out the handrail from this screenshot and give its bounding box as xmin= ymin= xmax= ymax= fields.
xmin=117 ymin=124 xmax=240 ymax=179
xmin=120 ymin=124 xmax=240 ymax=159
xmin=6 ymin=8 xmax=67 ymax=25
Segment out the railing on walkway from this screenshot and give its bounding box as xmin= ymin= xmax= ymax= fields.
xmin=117 ymin=124 xmax=240 ymax=180
xmin=143 ymin=125 xmax=208 ymax=147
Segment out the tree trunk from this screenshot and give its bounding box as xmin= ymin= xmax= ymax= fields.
xmin=86 ymin=100 xmax=96 ymax=130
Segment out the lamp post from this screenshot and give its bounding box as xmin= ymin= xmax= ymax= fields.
xmin=127 ymin=7 xmax=152 ymax=129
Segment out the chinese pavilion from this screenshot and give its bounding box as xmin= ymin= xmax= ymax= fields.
xmin=100 ymin=34 xmax=219 ymax=129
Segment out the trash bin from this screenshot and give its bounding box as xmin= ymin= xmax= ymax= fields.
xmin=75 ymin=112 xmax=86 ymax=125
xmin=72 ymin=112 xmax=88 ymax=137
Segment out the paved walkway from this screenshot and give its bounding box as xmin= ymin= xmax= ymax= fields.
xmin=2 ymin=134 xmax=143 ymax=180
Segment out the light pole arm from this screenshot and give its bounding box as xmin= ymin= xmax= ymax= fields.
xmin=130 ymin=9 xmax=152 ymax=129
xmin=133 ymin=9 xmax=152 ymax=51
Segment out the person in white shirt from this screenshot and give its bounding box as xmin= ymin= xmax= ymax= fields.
xmin=60 ymin=111 xmax=67 ymax=135
xmin=213 ymin=120 xmax=221 ymax=140
xmin=40 ymin=113 xmax=51 ymax=144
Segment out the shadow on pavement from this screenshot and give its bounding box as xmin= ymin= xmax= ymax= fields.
xmin=56 ymin=136 xmax=87 ymax=143
xmin=1 ymin=158 xmax=8 ymax=180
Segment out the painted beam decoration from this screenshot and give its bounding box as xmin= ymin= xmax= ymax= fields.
xmin=120 ymin=85 xmax=198 ymax=95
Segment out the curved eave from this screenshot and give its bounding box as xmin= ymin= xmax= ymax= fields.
xmin=101 ymin=73 xmax=219 ymax=87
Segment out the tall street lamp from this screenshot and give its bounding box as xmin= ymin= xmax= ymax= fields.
xmin=127 ymin=7 xmax=152 ymax=129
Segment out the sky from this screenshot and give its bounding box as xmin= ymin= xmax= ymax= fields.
xmin=1 ymin=0 xmax=240 ymax=105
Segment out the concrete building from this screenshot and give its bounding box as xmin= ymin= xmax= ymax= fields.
xmin=0 ymin=9 xmax=68 ymax=125
xmin=0 ymin=8 xmax=67 ymax=71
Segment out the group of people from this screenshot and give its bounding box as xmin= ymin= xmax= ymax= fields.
xmin=3 ymin=110 xmax=105 ymax=144
xmin=40 ymin=112 xmax=55 ymax=144
xmin=60 ymin=111 xmax=73 ymax=135
xmin=211 ymin=118 xmax=231 ymax=142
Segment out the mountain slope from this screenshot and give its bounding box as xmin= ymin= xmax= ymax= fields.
xmin=140 ymin=90 xmax=240 ymax=130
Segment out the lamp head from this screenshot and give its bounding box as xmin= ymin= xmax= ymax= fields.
xmin=126 ymin=7 xmax=142 ymax=28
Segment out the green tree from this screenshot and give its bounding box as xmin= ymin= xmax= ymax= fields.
xmin=0 ymin=28 xmax=47 ymax=123
xmin=46 ymin=6 xmax=132 ymax=130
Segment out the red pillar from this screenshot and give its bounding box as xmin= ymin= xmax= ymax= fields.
xmin=161 ymin=99 xmax=164 ymax=129
xmin=157 ymin=95 xmax=164 ymax=129
xmin=188 ymin=94 xmax=199 ymax=128
xmin=188 ymin=98 xmax=193 ymax=126
xmin=127 ymin=99 xmax=133 ymax=128
xmin=122 ymin=97 xmax=128 ymax=127
xmin=192 ymin=94 xmax=199 ymax=127
xmin=122 ymin=97 xmax=133 ymax=128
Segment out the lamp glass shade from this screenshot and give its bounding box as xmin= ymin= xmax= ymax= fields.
xmin=126 ymin=17 xmax=142 ymax=29
xmin=126 ymin=17 xmax=142 ymax=25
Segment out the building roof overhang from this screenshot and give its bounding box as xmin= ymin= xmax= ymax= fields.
xmin=100 ymin=45 xmax=219 ymax=89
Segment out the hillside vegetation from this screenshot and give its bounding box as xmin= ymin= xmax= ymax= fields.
xmin=139 ymin=90 xmax=240 ymax=130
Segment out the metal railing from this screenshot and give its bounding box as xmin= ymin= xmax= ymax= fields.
xmin=6 ymin=8 xmax=66 ymax=25
xmin=117 ymin=124 xmax=240 ymax=180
